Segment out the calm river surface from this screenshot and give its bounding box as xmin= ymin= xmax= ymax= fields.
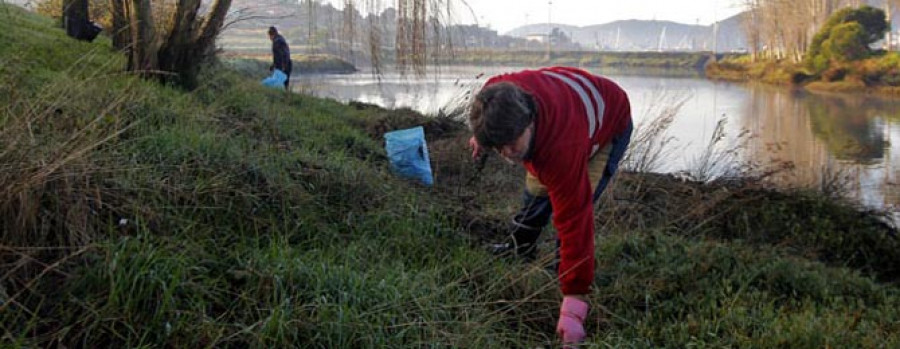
xmin=294 ymin=66 xmax=900 ymax=219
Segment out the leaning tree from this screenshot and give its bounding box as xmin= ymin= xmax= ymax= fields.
xmin=104 ymin=0 xmax=232 ymax=90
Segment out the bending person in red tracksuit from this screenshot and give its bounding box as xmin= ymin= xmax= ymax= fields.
xmin=468 ymin=67 xmax=633 ymax=345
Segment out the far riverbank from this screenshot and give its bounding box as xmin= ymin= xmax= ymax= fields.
xmin=705 ymin=53 xmax=900 ymax=97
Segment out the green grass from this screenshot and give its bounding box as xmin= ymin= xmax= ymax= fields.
xmin=222 ymin=55 xmax=358 ymax=76
xmin=1 ymin=4 xmax=899 ymax=348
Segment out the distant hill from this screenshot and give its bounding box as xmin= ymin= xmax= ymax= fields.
xmin=220 ymin=0 xmax=343 ymax=56
xmin=225 ymin=0 xmax=748 ymax=55
xmin=506 ymin=14 xmax=748 ymax=52
xmin=228 ymin=0 xmax=312 ymax=30
xmin=11 ymin=0 xmax=897 ymax=54
xmin=0 ymin=0 xmax=754 ymax=54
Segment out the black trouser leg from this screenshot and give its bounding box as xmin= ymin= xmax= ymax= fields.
xmin=509 ymin=191 xmax=553 ymax=245
xmin=489 ymin=191 xmax=552 ymax=259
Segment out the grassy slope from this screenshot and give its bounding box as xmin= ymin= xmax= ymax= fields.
xmin=1 ymin=4 xmax=899 ymax=348
xmin=221 ymin=54 xmax=359 ymax=75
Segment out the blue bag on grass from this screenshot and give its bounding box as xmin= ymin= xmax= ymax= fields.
xmin=261 ymin=69 xmax=287 ymax=88
xmin=384 ymin=126 xmax=433 ymax=186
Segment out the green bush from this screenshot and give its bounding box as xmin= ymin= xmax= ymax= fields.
xmin=822 ymin=22 xmax=869 ymax=62
xmin=806 ymin=5 xmax=887 ymax=73
xmin=808 ymin=6 xmax=887 ymax=59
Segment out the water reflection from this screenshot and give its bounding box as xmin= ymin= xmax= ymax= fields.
xmin=742 ymin=84 xmax=900 ymax=215
xmin=805 ymin=91 xmax=889 ymax=163
xmin=296 ymin=68 xmax=900 ymax=216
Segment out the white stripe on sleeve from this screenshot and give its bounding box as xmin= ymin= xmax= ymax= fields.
xmin=563 ymin=72 xmax=604 ymax=132
xmin=542 ymin=71 xmax=598 ymax=138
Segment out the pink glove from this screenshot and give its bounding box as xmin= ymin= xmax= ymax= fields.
xmin=468 ymin=136 xmax=482 ymax=159
xmin=556 ymin=296 xmax=588 ymax=345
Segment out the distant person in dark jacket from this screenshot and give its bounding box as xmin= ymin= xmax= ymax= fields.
xmin=268 ymin=26 xmax=292 ymax=90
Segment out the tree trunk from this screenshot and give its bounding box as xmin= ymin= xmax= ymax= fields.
xmin=157 ymin=0 xmax=201 ymax=86
xmin=109 ymin=0 xmax=130 ymax=50
xmin=308 ymin=0 xmax=316 ymax=54
xmin=741 ymin=0 xmax=761 ymax=62
xmin=107 ymin=0 xmax=232 ymax=89
xmin=344 ymin=0 xmax=355 ymax=64
xmin=198 ymin=0 xmax=232 ymax=47
xmin=128 ymin=0 xmax=158 ymax=75
xmin=63 ymin=0 xmax=89 ymax=39
xmin=156 ymin=0 xmax=232 ymax=89
xmin=886 ymin=4 xmax=893 ymax=51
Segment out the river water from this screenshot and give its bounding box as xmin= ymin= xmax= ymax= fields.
xmin=293 ymin=66 xmax=900 ymax=219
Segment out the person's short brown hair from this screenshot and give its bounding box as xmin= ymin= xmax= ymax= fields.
xmin=469 ymin=82 xmax=534 ymax=149
xmin=268 ymin=26 xmax=278 ymax=36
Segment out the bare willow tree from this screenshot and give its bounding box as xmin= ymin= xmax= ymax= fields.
xmin=307 ymin=0 xmax=317 ymax=54
xmin=107 ymin=0 xmax=232 ymax=90
xmin=102 ymin=0 xmax=455 ymax=85
xmin=740 ymin=0 xmax=762 ymax=61
xmin=334 ymin=0 xmax=457 ymax=76
xmin=343 ymin=0 xmax=358 ymax=64
xmin=398 ymin=0 xmax=457 ymax=75
xmin=364 ymin=0 xmax=385 ymax=76
xmin=394 ymin=0 xmax=424 ymax=74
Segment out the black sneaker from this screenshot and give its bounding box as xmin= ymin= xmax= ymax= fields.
xmin=488 ymin=240 xmax=537 ymax=262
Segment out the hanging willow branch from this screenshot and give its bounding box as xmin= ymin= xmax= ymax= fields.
xmin=343 ymin=0 xmax=356 ymax=64
xmin=366 ymin=0 xmax=384 ymax=78
xmin=338 ymin=0 xmax=465 ymax=76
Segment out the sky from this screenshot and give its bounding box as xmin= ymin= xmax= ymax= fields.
xmin=455 ymin=0 xmax=746 ymax=33
xmin=5 ymin=0 xmax=747 ymax=35
xmin=325 ymin=0 xmax=746 ymax=34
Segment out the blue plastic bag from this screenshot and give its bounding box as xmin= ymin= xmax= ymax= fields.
xmin=261 ymin=69 xmax=287 ymax=88
xmin=384 ymin=126 xmax=433 ymax=186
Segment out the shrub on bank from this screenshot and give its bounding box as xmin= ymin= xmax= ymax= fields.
xmin=708 ymin=52 xmax=900 ymax=94
xmin=710 ymin=6 xmax=894 ymax=93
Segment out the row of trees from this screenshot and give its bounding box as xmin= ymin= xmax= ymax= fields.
xmin=740 ymin=0 xmax=897 ymax=63
xmin=264 ymin=1 xmax=545 ymax=70
xmin=55 ymin=0 xmax=456 ymax=89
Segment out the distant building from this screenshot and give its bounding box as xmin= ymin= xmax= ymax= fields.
xmin=525 ymin=34 xmax=548 ymax=43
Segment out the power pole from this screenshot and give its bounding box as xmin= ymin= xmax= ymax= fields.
xmin=711 ymin=0 xmax=719 ymax=61
xmin=713 ymin=21 xmax=718 ymax=53
xmin=546 ymin=0 xmax=552 ymax=60
xmin=658 ymin=26 xmax=667 ymax=52
xmin=615 ymin=26 xmax=620 ymax=50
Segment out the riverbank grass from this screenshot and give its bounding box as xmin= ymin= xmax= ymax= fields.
xmin=2 ymin=4 xmax=900 ymax=347
xmin=707 ymin=52 xmax=900 ymax=95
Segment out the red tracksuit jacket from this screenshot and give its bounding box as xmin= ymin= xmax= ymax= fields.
xmin=485 ymin=67 xmax=632 ymax=295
